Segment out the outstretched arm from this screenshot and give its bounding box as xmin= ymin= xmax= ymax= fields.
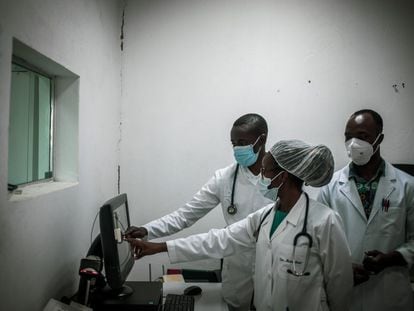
xmin=126 ymin=206 xmax=270 ymax=263
xmin=127 ymin=238 xmax=167 ymax=259
xmin=126 ymin=224 xmax=253 ymax=263
xmin=136 ymin=174 xmax=222 ymax=240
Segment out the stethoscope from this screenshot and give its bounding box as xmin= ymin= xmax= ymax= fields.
xmin=227 ymin=164 xmax=239 ymax=215
xmin=254 ymin=192 xmax=312 ymax=277
xmin=287 ymin=192 xmax=312 ymax=277
xmin=285 ymin=194 xmax=312 ymax=311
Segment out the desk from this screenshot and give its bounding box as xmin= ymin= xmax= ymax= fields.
xmin=93 ymin=282 xmax=162 ymax=311
xmin=163 ymin=282 xmax=227 ymax=311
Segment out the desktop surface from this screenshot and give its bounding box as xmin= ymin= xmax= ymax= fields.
xmin=94 ymin=281 xmax=162 ymax=311
xmin=93 ymin=280 xmax=226 ymax=311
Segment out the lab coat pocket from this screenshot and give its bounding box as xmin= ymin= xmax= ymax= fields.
xmin=277 ymin=243 xmax=308 ymax=281
xmin=380 ymin=206 xmax=404 ymax=234
xmin=276 ymin=243 xmax=311 ymax=307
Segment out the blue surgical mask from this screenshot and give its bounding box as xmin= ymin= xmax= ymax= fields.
xmin=257 ymin=171 xmax=284 ymax=201
xmin=233 ymin=136 xmax=261 ymax=167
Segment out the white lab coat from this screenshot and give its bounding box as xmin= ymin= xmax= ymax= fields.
xmin=167 ymin=193 xmax=353 ymax=311
xmin=318 ymin=161 xmax=414 ymax=311
xmin=143 ymin=163 xmax=273 ymax=309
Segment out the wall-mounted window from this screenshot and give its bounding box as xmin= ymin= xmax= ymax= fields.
xmin=8 ymin=39 xmax=79 ymax=201
xmin=9 ymin=61 xmax=54 ymax=186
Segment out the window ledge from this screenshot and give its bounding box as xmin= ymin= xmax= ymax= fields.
xmin=8 ymin=181 xmax=78 ymax=202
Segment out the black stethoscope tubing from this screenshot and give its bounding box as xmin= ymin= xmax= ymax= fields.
xmin=227 ymin=164 xmax=239 ymax=215
xmin=293 ymin=193 xmax=313 ymax=248
xmin=255 ymin=192 xmax=312 ymax=248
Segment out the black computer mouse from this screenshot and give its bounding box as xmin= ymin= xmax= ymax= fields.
xmin=183 ymin=285 xmax=202 ymax=296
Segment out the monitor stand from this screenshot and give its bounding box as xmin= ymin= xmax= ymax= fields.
xmin=103 ymin=284 xmax=133 ymax=298
xmin=94 ymin=281 xmax=162 ymax=311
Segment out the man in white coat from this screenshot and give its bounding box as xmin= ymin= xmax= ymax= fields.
xmin=318 ymin=109 xmax=414 ymax=311
xmin=128 ymin=140 xmax=353 ymax=311
xmin=125 ymin=113 xmax=274 ymax=310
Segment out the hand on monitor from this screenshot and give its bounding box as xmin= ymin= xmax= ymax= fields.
xmin=126 ymin=238 xmax=167 ymax=259
xmin=124 ymin=226 xmax=148 ymax=239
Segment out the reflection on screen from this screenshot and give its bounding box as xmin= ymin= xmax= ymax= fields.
xmin=113 ymin=203 xmax=133 ymax=271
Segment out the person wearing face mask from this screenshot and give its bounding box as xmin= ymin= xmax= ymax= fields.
xmin=126 ymin=140 xmax=353 ymax=311
xmin=125 ymin=113 xmax=273 ymax=311
xmin=318 ymin=109 xmax=414 ymax=311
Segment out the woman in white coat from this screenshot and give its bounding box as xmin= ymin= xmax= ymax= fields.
xmin=128 ymin=140 xmax=353 ymax=311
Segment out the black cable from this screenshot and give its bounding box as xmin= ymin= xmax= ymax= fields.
xmin=230 ymin=164 xmax=239 ymax=206
xmin=90 ymin=210 xmax=100 ymax=245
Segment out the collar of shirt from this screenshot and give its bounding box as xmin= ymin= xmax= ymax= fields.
xmin=240 ymin=164 xmax=261 ymax=185
xmin=348 ymin=159 xmax=386 ymax=183
xmin=270 ymin=208 xmax=288 ymax=238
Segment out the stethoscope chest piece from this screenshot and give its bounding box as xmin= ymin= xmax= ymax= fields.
xmin=227 ymin=204 xmax=237 ymax=215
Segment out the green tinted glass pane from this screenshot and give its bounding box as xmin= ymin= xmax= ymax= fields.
xmin=8 ymin=63 xmax=53 ymax=185
xmin=36 ymin=74 xmax=52 ymax=180
xmin=8 ymin=64 xmax=31 ymax=184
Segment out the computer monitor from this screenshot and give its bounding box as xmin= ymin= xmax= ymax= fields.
xmin=99 ymin=193 xmax=135 ymax=297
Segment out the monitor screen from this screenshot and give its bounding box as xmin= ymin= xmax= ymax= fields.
xmin=99 ymin=193 xmax=135 ymax=296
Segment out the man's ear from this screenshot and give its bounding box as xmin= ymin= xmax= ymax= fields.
xmin=260 ymin=133 xmax=267 ymax=145
xmin=280 ymin=170 xmax=289 ymax=183
xmin=378 ymin=133 xmax=384 ymax=144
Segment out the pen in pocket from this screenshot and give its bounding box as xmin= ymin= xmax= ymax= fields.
xmin=381 ymin=188 xmax=395 ymax=212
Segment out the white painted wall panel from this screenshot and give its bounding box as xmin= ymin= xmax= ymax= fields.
xmin=121 ymin=0 xmax=414 ymax=280
xmin=0 ymin=1 xmax=122 ymax=310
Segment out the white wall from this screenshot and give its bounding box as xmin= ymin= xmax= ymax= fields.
xmin=0 ymin=1 xmax=122 ymax=310
xmin=0 ymin=0 xmax=413 ymax=306
xmin=121 ymin=0 xmax=414 ymax=279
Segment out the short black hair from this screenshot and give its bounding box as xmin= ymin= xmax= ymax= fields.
xmin=351 ymin=109 xmax=383 ymax=134
xmin=233 ymin=113 xmax=268 ymax=136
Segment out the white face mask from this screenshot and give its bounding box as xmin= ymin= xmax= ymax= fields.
xmin=345 ymin=134 xmax=381 ymax=166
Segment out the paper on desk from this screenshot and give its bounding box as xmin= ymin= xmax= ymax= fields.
xmin=163 ymin=274 xmax=185 ymax=282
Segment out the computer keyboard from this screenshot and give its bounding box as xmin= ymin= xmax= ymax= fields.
xmin=163 ymin=294 xmax=195 ymax=311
